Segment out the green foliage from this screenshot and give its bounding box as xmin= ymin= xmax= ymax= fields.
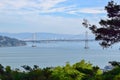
xmin=2 ymin=60 xmax=120 ymax=80
xmin=0 ymin=60 xmax=103 ymax=80
xmin=51 ymin=60 xmax=102 ymax=80
xmin=52 ymin=62 xmax=84 ymax=80
xmin=73 ymin=60 xmax=92 ymax=70
xmin=114 ymin=74 xmax=120 ymax=80
xmin=102 ymin=66 xmax=120 ymax=80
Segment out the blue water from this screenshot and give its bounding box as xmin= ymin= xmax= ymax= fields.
xmin=0 ymin=41 xmax=120 ymax=69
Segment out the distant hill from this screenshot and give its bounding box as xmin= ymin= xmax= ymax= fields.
xmin=0 ymin=32 xmax=94 ymax=40
xmin=0 ymin=36 xmax=26 ymax=47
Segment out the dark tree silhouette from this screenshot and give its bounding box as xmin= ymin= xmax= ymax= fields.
xmin=109 ymin=61 xmax=120 ymax=67
xmin=83 ymin=1 xmax=120 ymax=48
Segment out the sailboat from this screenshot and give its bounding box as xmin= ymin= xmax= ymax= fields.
xmin=32 ymin=33 xmax=37 ymax=47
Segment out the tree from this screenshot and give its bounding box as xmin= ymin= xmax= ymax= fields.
xmin=83 ymin=1 xmax=120 ymax=48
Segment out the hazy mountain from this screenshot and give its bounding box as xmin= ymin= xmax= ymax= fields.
xmin=0 ymin=32 xmax=94 ymax=40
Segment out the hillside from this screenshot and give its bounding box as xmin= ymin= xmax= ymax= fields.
xmin=0 ymin=32 xmax=94 ymax=40
xmin=0 ymin=36 xmax=26 ymax=47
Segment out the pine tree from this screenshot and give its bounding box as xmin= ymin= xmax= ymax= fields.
xmin=84 ymin=1 xmax=120 ymax=48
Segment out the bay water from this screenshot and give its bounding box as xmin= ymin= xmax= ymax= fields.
xmin=0 ymin=41 xmax=120 ymax=69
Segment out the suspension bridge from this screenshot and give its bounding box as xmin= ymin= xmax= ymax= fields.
xmin=21 ymin=33 xmax=94 ymax=49
xmin=22 ymin=39 xmax=94 ymax=43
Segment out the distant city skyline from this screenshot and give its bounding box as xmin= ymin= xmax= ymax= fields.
xmin=0 ymin=0 xmax=119 ymax=34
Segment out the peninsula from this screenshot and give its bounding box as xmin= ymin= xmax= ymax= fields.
xmin=0 ymin=36 xmax=26 ymax=47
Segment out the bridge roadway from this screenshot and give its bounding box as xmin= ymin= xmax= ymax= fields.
xmin=23 ymin=39 xmax=95 ymax=43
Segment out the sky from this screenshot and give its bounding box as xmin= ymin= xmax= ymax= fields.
xmin=0 ymin=0 xmax=119 ymax=34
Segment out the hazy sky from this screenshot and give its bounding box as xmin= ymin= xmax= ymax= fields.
xmin=0 ymin=0 xmax=119 ymax=34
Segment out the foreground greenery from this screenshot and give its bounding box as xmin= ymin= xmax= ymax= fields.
xmin=0 ymin=60 xmax=120 ymax=80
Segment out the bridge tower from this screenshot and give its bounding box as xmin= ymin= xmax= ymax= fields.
xmin=82 ymin=19 xmax=90 ymax=49
xmin=32 ymin=33 xmax=37 ymax=47
xmin=84 ymin=31 xmax=89 ymax=49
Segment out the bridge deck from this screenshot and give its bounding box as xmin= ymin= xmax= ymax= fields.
xmin=23 ymin=39 xmax=95 ymax=43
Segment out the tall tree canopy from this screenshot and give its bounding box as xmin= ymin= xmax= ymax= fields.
xmin=83 ymin=1 xmax=120 ymax=48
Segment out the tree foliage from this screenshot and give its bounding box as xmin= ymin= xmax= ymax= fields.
xmin=83 ymin=1 xmax=120 ymax=48
xmin=0 ymin=60 xmax=103 ymax=80
xmin=1 ymin=60 xmax=120 ymax=80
